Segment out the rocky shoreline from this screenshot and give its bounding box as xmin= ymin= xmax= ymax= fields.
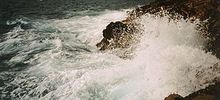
xmin=165 ymin=82 xmax=220 ymax=100
xmin=97 ymin=0 xmax=220 ymax=58
xmin=97 ymin=0 xmax=220 ymax=99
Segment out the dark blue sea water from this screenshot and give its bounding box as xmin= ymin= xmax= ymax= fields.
xmin=0 ymin=0 xmax=152 ymax=33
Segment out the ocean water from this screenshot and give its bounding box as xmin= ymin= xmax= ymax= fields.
xmin=0 ymin=0 xmax=220 ymax=100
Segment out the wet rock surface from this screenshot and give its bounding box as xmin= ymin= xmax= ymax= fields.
xmin=96 ymin=21 xmax=138 ymax=51
xmin=97 ymin=0 xmax=220 ymax=58
xmin=97 ymin=0 xmax=220 ymax=99
xmin=165 ymin=94 xmax=184 ymax=100
xmin=165 ymin=83 xmax=220 ymax=100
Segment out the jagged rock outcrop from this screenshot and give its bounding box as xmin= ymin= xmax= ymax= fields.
xmin=96 ymin=21 xmax=130 ymax=50
xmin=97 ymin=0 xmax=220 ymax=99
xmin=165 ymin=94 xmax=184 ymax=100
xmin=165 ymin=83 xmax=220 ymax=100
xmin=131 ymin=0 xmax=219 ymax=20
xmin=96 ymin=21 xmax=139 ymax=51
xmin=97 ymin=0 xmax=220 ymax=58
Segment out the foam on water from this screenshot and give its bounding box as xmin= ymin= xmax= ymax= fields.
xmin=1 ymin=10 xmax=220 ymax=100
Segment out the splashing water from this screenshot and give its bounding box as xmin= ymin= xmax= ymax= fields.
xmin=0 ymin=9 xmax=220 ymax=100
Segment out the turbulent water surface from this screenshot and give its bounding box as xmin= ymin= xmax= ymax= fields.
xmin=0 ymin=0 xmax=220 ymax=100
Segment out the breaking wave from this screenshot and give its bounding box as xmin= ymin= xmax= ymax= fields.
xmin=0 ymin=9 xmax=219 ymax=100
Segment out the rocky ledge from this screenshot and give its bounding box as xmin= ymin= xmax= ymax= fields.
xmin=165 ymin=82 xmax=220 ymax=100
xmin=97 ymin=0 xmax=220 ymax=58
xmin=97 ymin=0 xmax=220 ymax=99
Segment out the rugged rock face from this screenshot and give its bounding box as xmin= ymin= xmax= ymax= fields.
xmin=96 ymin=21 xmax=131 ymax=50
xmin=131 ymin=0 xmax=219 ymax=20
xmin=165 ymin=83 xmax=220 ymax=100
xmin=96 ymin=21 xmax=139 ymax=51
xmin=165 ymin=94 xmax=184 ymax=100
xmin=97 ymin=0 xmax=220 ymax=58
xmin=97 ymin=0 xmax=220 ymax=99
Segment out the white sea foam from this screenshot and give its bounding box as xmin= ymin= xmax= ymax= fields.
xmin=2 ymin=10 xmax=220 ymax=100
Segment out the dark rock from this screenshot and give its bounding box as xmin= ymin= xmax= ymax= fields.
xmin=132 ymin=0 xmax=220 ymax=58
xmin=96 ymin=21 xmax=135 ymax=50
xmin=97 ymin=0 xmax=220 ymax=97
xmin=96 ymin=38 xmax=109 ymax=50
xmin=165 ymin=83 xmax=220 ymax=100
xmin=102 ymin=21 xmax=127 ymax=40
xmin=96 ymin=0 xmax=220 ymax=98
xmin=97 ymin=0 xmax=220 ymax=58
xmin=184 ymin=83 xmax=220 ymax=100
xmin=131 ymin=0 xmax=219 ymax=21
xmin=165 ymin=94 xmax=184 ymax=100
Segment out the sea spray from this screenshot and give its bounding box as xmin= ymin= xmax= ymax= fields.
xmin=1 ymin=10 xmax=220 ymax=100
xmin=38 ymin=13 xmax=220 ymax=100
